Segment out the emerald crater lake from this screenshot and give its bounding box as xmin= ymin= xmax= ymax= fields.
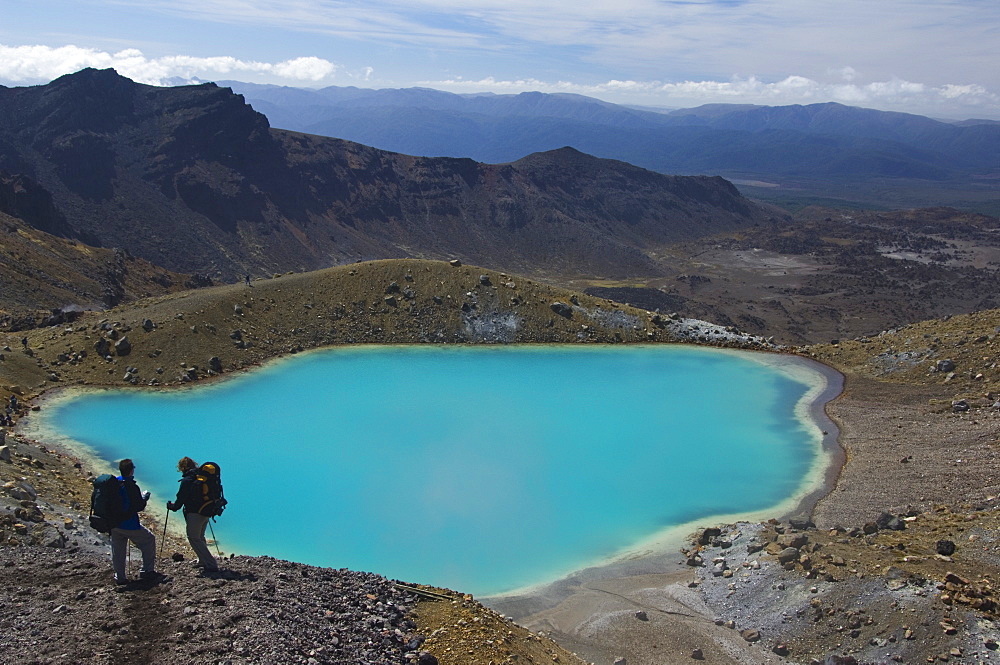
xmin=38 ymin=345 xmax=837 ymax=595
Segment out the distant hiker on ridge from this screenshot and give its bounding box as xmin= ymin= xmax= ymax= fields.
xmin=106 ymin=458 xmax=159 ymax=585
xmin=167 ymin=456 xmax=220 ymax=572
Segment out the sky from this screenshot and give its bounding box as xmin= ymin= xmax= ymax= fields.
xmin=2 ymin=0 xmax=999 ymax=119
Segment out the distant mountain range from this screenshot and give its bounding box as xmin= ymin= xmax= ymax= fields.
xmin=0 ymin=69 xmax=776 ymax=283
xmin=221 ymin=81 xmax=1000 ymax=210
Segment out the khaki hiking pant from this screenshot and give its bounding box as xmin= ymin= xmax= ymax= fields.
xmin=185 ymin=511 xmax=218 ymax=571
xmin=110 ymin=526 xmax=156 ymax=583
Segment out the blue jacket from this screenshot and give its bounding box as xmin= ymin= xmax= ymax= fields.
xmin=116 ymin=475 xmax=147 ymax=529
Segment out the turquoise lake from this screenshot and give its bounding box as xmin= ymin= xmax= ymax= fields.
xmin=41 ymin=345 xmax=831 ymax=595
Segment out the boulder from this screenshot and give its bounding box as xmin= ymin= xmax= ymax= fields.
xmin=0 ymin=445 xmax=10 ymax=463
xmin=33 ymin=523 xmax=66 ymax=548
xmin=114 ymin=336 xmax=132 ymax=356
xmin=875 ymin=512 xmax=905 ymax=531
xmin=952 ymin=399 xmax=970 ymax=412
xmin=945 ymin=571 xmax=970 ymax=586
xmin=776 ymin=533 xmax=809 ymax=549
xmin=696 ymin=527 xmax=722 ymax=545
xmin=936 ymin=359 xmax=956 ymax=372
xmin=764 ymin=541 xmax=785 ymax=555
xmin=208 ymin=357 xmax=223 ymax=373
xmin=823 ymin=657 xmax=858 ymax=665
xmin=479 ymin=275 xmax=492 ymax=286
xmin=142 ymin=318 xmax=155 ymax=332
xmin=550 ymin=302 xmax=573 ymax=318
xmin=776 ymin=547 xmax=800 ymax=564
xmin=936 ymin=540 xmax=956 ymax=556
xmin=449 ymin=259 xmax=462 ymax=267
xmin=94 ymin=338 xmax=111 ymax=357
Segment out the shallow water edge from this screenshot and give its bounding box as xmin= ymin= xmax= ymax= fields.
xmin=485 ymin=350 xmax=843 ymax=613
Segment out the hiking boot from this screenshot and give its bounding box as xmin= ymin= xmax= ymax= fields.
xmin=139 ymin=571 xmax=165 ymax=581
xmin=114 ymin=578 xmax=129 ymax=586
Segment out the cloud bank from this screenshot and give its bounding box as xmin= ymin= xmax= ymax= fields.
xmin=0 ymin=44 xmax=338 ymax=86
xmin=424 ymin=75 xmax=1000 ymax=118
xmin=1 ymin=42 xmax=997 ymax=119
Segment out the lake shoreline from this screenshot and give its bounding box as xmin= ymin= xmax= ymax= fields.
xmin=20 ymin=344 xmax=842 ymax=600
xmin=483 ymin=353 xmax=843 ymax=603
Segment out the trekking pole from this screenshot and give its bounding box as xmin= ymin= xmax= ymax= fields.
xmin=158 ymin=509 xmax=170 ymax=560
xmin=207 ymin=520 xmax=223 ymax=558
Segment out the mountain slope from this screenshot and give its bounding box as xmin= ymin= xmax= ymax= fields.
xmin=0 ymin=69 xmax=776 ymax=280
xmin=0 ymin=170 xmax=198 ymax=329
xmin=223 ymin=82 xmax=1000 ymax=208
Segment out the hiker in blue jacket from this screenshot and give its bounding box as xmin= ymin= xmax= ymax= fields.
xmin=111 ymin=458 xmax=159 ymax=584
xmin=167 ymin=456 xmax=219 ymax=572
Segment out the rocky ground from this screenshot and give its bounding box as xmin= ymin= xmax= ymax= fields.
xmin=579 ymin=206 xmax=1000 ymax=346
xmin=0 ymin=546 xmax=422 ymax=665
xmin=3 ymin=259 xmax=1000 ymax=664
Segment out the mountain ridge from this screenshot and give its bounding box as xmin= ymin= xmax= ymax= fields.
xmin=220 ymin=80 xmax=1000 ymax=210
xmin=0 ymin=69 xmax=777 ymax=280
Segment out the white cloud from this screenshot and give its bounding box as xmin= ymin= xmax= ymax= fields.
xmin=0 ymin=44 xmax=339 ymax=86
xmin=271 ymin=56 xmax=336 ymax=81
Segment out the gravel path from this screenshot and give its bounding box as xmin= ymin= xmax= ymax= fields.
xmin=0 ymin=547 xmax=422 ymax=665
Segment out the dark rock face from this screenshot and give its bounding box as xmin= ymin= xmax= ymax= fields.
xmin=0 ymin=172 xmax=77 ymax=238
xmin=0 ymin=69 xmax=779 ymax=279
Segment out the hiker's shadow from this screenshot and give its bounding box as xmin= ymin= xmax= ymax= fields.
xmin=115 ymin=574 xmax=170 ymax=593
xmin=201 ymin=569 xmax=257 ymax=582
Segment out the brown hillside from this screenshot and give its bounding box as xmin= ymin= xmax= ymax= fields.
xmin=0 ymin=258 xmax=776 ymax=399
xmin=0 ymin=211 xmax=194 ymax=330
